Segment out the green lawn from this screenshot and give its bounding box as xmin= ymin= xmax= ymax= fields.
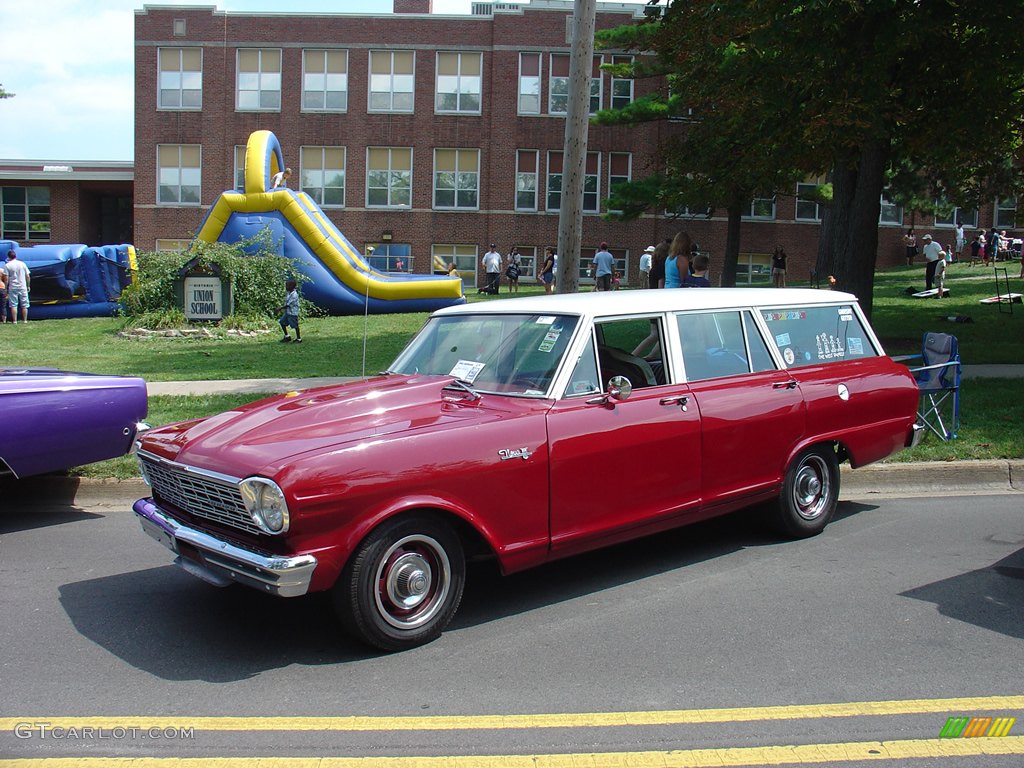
xmin=6 ymin=265 xmax=1020 ymax=477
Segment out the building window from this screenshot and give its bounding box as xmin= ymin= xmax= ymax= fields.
xmin=518 ymin=52 xmax=541 ymax=115
xmin=516 ymin=149 xmax=538 ymax=211
xmin=433 ymin=148 xmax=479 ymax=210
xmin=366 ymin=147 xmax=412 ymax=208
xmin=607 ymin=152 xmax=631 ymax=216
xmin=745 ymin=195 xmax=776 ymax=220
xmin=237 ymin=49 xmax=281 ymax=111
xmin=433 ymin=244 xmax=478 ymax=289
xmin=157 ymin=144 xmax=201 ymax=205
xmin=436 ymin=52 xmax=481 ymax=113
xmin=158 ymin=47 xmax=202 ymax=109
xmin=735 ymin=253 xmax=772 ymax=285
xmin=234 ymin=145 xmax=246 ymax=190
xmin=303 ymin=49 xmax=348 ymax=111
xmin=995 ymin=197 xmax=1017 ymax=229
xmin=367 ymin=243 xmax=412 ymax=272
xmin=514 ymin=245 xmax=538 ymax=281
xmin=879 ymin=193 xmax=903 ymax=225
xmin=610 ymin=55 xmax=633 ymax=110
xmin=795 ymin=181 xmax=822 ymax=221
xmin=1 ymin=186 xmax=50 ymax=242
xmin=548 ymin=54 xmax=602 ymax=115
xmin=369 ymin=50 xmax=415 ymax=112
xmin=934 ymin=203 xmax=978 ymax=229
xmin=301 ymin=146 xmax=346 ymax=207
xmin=547 ymin=151 xmax=599 ymax=212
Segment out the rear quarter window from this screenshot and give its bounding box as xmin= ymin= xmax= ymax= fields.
xmin=762 ymin=304 xmax=878 ymax=368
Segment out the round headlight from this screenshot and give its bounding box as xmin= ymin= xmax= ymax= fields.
xmin=240 ymin=478 xmax=290 ymax=534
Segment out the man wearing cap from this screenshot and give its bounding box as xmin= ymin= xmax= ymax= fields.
xmin=592 ymin=241 xmax=615 ymax=292
xmin=921 ymin=234 xmax=944 ymax=291
xmin=639 ymin=245 xmax=655 ymax=289
xmin=481 ymin=243 xmax=502 ymax=295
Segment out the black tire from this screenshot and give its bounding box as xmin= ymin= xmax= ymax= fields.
xmin=334 ymin=514 xmax=465 ymax=652
xmin=775 ymin=445 xmax=839 ymax=538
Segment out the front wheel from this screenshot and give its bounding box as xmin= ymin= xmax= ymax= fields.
xmin=774 ymin=446 xmax=839 ymax=538
xmin=334 ymin=514 xmax=465 ymax=652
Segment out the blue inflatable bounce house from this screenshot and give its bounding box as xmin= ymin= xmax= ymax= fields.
xmin=1 ymin=239 xmax=136 ymax=320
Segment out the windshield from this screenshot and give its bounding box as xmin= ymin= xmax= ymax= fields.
xmin=389 ymin=313 xmax=580 ymax=396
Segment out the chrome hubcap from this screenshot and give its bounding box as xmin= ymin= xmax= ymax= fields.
xmin=375 ymin=534 xmax=451 ymax=631
xmin=793 ymin=456 xmax=830 ymax=521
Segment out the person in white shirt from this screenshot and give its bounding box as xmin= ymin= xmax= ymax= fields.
xmin=481 ymin=244 xmax=502 ymax=295
xmin=271 ymin=167 xmax=292 ymax=189
xmin=639 ymin=245 xmax=654 ymax=289
xmin=3 ymin=250 xmax=31 ymax=323
xmin=920 ymin=234 xmax=944 ymax=290
xmin=954 ymin=222 xmax=966 ymax=262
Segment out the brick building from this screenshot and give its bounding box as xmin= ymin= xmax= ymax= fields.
xmin=0 ymin=161 xmax=133 ymax=247
xmin=122 ymin=1 xmax=1015 ymax=287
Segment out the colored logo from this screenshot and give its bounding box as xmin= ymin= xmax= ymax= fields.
xmin=939 ymin=716 xmax=1016 ymax=738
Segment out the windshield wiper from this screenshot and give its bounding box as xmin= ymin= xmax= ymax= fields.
xmin=442 ymin=378 xmax=482 ymax=401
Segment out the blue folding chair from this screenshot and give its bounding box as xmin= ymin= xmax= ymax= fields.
xmin=908 ymin=332 xmax=961 ymax=441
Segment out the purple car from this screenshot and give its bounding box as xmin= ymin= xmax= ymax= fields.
xmin=0 ymin=368 xmax=148 ymax=479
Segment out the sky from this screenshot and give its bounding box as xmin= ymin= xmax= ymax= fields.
xmin=0 ymin=0 xmax=648 ymax=163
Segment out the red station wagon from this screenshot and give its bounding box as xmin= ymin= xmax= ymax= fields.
xmin=133 ymin=289 xmax=921 ymax=651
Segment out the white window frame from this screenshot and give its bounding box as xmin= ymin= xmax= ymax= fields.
xmin=236 ymin=48 xmax=282 ymax=111
xmin=233 ymin=145 xmax=246 ymax=191
xmin=518 ymin=52 xmax=542 ymax=115
xmin=548 ymin=54 xmax=570 ymax=115
xmin=995 ymin=197 xmax=1017 ymax=229
xmin=158 ymin=47 xmax=202 ymax=110
xmin=368 ymin=50 xmax=415 ymax=113
xmin=933 ymin=202 xmax=978 ymax=229
xmin=795 ymin=181 xmax=822 ymax=222
xmin=302 ymin=49 xmax=348 ymax=112
xmin=435 ymin=51 xmax=482 ymax=114
xmin=433 ymin=148 xmax=480 ymax=210
xmin=301 ymin=146 xmax=346 ymax=208
xmin=745 ymin=195 xmax=776 ymax=220
xmin=610 ymin=55 xmax=634 ymax=111
xmin=515 ymin=149 xmax=539 ymax=212
xmin=879 ymin=193 xmax=903 ymax=226
xmin=366 ymin=147 xmax=413 ymax=209
xmin=433 ymin=244 xmax=478 ymax=289
xmin=157 ymin=144 xmax=201 ymax=206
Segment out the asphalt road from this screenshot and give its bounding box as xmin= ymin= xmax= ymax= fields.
xmin=1 ymin=489 xmax=1022 ymax=766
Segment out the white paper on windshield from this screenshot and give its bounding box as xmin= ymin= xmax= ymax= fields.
xmin=535 ymin=316 xmax=556 ymax=325
xmin=448 ymin=360 xmax=486 ymax=382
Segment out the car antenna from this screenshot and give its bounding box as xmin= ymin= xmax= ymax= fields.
xmin=362 ymin=245 xmax=373 ymax=378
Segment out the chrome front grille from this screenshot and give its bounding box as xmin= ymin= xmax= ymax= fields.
xmin=138 ymin=451 xmax=258 ymax=535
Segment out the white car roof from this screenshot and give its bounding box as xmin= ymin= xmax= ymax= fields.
xmin=434 ymin=288 xmax=859 ymax=318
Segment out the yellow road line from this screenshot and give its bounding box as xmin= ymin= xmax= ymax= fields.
xmin=2 ymin=696 xmax=1022 ymax=733
xmin=2 ymin=737 xmax=1024 ymax=767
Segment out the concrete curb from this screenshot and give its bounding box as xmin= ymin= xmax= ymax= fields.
xmin=840 ymin=459 xmax=1024 ymax=498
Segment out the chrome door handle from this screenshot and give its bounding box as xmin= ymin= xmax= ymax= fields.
xmin=659 ymin=395 xmax=689 ymax=411
xmin=773 ymin=381 xmax=797 ymax=390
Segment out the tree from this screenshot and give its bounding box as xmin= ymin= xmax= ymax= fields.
xmin=0 ymin=84 xmax=13 ymax=99
xmin=598 ymin=0 xmax=1024 ymax=315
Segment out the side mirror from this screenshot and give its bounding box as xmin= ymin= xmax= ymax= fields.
xmin=608 ymin=375 xmax=632 ymax=401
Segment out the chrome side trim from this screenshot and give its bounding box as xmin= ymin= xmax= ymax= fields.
xmin=133 ymin=498 xmax=317 ymax=598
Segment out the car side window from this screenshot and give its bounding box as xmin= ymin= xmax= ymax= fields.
xmin=762 ymin=304 xmax=879 ymax=368
xmin=744 ymin=312 xmax=777 ymax=373
xmin=565 ymin=334 xmax=601 ymax=397
xmin=594 ymin=316 xmax=666 ymax=389
xmin=678 ymin=311 xmax=751 ymax=381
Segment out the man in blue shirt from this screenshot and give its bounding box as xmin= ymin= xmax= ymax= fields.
xmin=592 ymin=242 xmax=615 ymax=291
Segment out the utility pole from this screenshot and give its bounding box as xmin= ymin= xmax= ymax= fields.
xmin=555 ymin=0 xmax=597 ymax=294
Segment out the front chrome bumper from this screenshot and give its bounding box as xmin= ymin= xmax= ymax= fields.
xmin=133 ymin=498 xmax=317 ymax=597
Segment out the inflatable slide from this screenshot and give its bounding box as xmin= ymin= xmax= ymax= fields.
xmin=1 ymin=240 xmax=136 ymax=320
xmin=194 ymin=130 xmax=465 ymax=315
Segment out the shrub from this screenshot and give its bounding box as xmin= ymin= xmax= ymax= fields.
xmin=120 ymin=231 xmax=319 ymax=325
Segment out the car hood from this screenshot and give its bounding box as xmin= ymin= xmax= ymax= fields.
xmin=140 ymin=374 xmax=501 ymax=477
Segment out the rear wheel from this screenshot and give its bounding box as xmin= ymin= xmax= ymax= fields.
xmin=775 ymin=446 xmax=839 ymax=538
xmin=334 ymin=514 xmax=465 ymax=652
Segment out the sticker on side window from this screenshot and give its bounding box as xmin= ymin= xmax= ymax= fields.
xmin=838 ymin=308 xmax=854 ymax=322
xmin=775 ymin=332 xmax=792 ymax=346
xmin=449 ymin=360 xmax=486 ymax=382
xmin=538 ymin=330 xmax=561 ymax=353
xmin=783 ymin=348 xmax=795 ymax=366
xmin=848 ymin=337 xmax=864 ymax=355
